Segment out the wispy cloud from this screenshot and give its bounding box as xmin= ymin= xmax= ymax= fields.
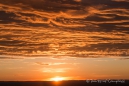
xmin=0 ymin=55 xmax=24 ymax=59
xmin=41 ymin=68 xmax=71 ymax=73
xmin=0 ymin=0 xmax=129 ymax=58
xmin=35 ymin=62 xmax=66 ymax=66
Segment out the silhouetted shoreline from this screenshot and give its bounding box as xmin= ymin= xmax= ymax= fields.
xmin=0 ymin=80 xmax=129 ymax=86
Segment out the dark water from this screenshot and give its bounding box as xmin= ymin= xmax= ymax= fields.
xmin=0 ymin=80 xmax=129 ymax=86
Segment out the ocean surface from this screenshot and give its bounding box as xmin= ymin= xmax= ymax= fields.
xmin=0 ymin=80 xmax=129 ymax=86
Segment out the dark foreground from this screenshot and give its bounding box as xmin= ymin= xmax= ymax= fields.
xmin=0 ymin=80 xmax=129 ymax=86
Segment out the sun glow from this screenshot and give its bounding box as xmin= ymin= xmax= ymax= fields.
xmin=50 ymin=76 xmax=64 ymax=82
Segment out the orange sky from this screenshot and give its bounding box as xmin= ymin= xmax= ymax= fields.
xmin=0 ymin=0 xmax=129 ymax=81
xmin=0 ymin=56 xmax=129 ymax=81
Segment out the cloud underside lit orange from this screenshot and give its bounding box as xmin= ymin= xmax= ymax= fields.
xmin=1 ymin=0 xmax=129 ymax=82
xmin=0 ymin=0 xmax=129 ymax=58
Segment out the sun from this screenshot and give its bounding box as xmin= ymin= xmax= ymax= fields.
xmin=50 ymin=76 xmax=64 ymax=82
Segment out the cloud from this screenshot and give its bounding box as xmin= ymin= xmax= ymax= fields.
xmin=74 ymin=0 xmax=82 ymax=2
xmin=112 ymin=0 xmax=129 ymax=2
xmin=0 ymin=0 xmax=129 ymax=58
xmin=35 ymin=62 xmax=66 ymax=66
xmin=117 ymin=57 xmax=129 ymax=60
xmin=0 ymin=55 xmax=24 ymax=59
xmin=41 ymin=68 xmax=70 ymax=73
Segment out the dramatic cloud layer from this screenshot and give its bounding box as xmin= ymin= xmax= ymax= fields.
xmin=0 ymin=0 xmax=129 ymax=58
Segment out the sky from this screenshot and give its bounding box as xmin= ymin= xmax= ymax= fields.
xmin=0 ymin=0 xmax=129 ymax=81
